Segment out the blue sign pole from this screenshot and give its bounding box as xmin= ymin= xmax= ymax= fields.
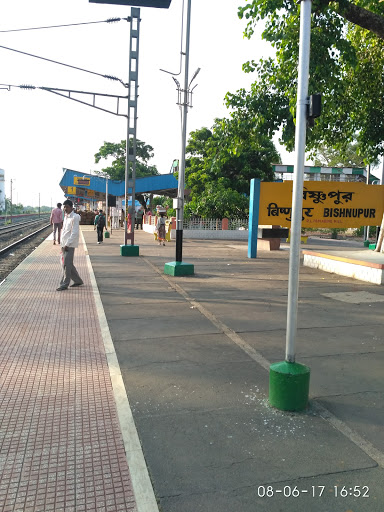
xmin=248 ymin=178 xmax=260 ymax=259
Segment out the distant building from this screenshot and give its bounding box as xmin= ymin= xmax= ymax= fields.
xmin=273 ymin=164 xmax=378 ymax=183
xmin=0 ymin=169 xmax=5 ymax=211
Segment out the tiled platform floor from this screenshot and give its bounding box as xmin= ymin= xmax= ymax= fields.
xmin=0 ymin=237 xmax=137 ymax=511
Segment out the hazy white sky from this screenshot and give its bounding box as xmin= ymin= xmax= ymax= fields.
xmin=0 ymin=0 xmax=289 ymax=207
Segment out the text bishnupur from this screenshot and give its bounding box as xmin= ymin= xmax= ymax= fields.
xmin=259 ymin=182 xmax=384 ymax=228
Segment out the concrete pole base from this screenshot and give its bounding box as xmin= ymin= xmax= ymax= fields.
xmin=269 ymin=361 xmax=310 ymax=411
xmin=164 ymin=261 xmax=194 ymax=276
xmin=104 ymin=231 xmax=110 ymax=239
xmin=120 ymin=245 xmax=139 ymax=257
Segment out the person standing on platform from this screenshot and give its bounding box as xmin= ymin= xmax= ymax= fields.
xmin=50 ymin=202 xmax=63 ymax=245
xmin=94 ymin=209 xmax=106 ymax=244
xmin=56 ymin=199 xmax=83 ymax=291
xmin=156 ymin=212 xmax=166 ymax=246
xmin=135 ymin=208 xmax=144 ymax=230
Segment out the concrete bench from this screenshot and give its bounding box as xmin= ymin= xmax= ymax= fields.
xmin=258 ymin=227 xmax=289 ymax=250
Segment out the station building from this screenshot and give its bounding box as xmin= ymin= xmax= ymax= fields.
xmin=273 ymin=164 xmax=379 ymax=183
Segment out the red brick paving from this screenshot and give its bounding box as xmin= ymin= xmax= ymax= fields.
xmin=0 ymin=239 xmax=137 ymax=511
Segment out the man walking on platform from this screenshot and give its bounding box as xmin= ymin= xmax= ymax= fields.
xmin=50 ymin=202 xmax=63 ymax=245
xmin=56 ymin=199 xmax=83 ymax=291
xmin=94 ymin=209 xmax=106 ymax=244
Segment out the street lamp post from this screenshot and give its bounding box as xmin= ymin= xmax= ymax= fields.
xmin=164 ymin=0 xmax=196 ymax=277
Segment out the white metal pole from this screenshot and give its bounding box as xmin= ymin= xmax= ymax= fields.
xmin=285 ymin=0 xmax=312 ymax=362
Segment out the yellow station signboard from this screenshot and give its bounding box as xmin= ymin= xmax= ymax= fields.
xmin=259 ymin=181 xmax=384 ymax=228
xmin=67 ymin=186 xmax=76 ymax=195
xmin=74 ymin=177 xmax=91 ymax=186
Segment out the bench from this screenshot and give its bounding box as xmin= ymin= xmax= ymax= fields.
xmin=258 ymin=227 xmax=289 ymax=251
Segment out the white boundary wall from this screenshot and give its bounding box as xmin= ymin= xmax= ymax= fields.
xmin=143 ymin=223 xmax=248 ymax=241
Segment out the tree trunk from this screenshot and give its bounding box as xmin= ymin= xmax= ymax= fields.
xmin=335 ymin=2 xmax=384 ymax=40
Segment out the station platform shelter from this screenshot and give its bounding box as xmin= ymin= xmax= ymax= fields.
xmin=59 ymin=168 xmax=179 ymax=209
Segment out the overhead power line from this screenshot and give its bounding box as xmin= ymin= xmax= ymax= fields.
xmin=0 ymin=17 xmax=127 ymax=33
xmin=0 ymin=44 xmax=128 ymax=87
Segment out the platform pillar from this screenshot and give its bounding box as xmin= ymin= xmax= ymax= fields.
xmin=269 ymin=361 xmax=310 ymax=411
xmin=120 ymin=244 xmax=139 ymax=256
xmin=164 ymin=261 xmax=194 ymax=276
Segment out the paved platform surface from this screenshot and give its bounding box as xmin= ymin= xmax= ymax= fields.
xmin=0 ymin=233 xmax=156 ymax=512
xmin=81 ymin=228 xmax=384 ymax=512
xmin=1 ymin=228 xmax=384 ymax=512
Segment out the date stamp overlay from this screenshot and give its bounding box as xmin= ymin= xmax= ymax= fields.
xmin=257 ymin=485 xmax=370 ymax=499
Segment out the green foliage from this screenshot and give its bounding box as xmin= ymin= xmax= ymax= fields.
xmin=94 ymin=139 xmax=159 ymax=181
xmin=330 ymin=227 xmax=347 ymax=239
xmin=184 ymin=118 xmax=280 ymax=218
xmin=227 ymin=1 xmax=384 ymax=162
xmin=354 ymin=225 xmax=375 ymax=238
xmin=312 ymin=142 xmax=374 ymax=167
xmin=152 ymin=196 xmax=175 ymax=217
xmin=184 ymin=183 xmax=249 ymax=219
xmin=94 ymin=139 xmax=159 ymax=210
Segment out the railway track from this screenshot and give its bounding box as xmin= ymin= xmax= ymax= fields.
xmin=0 ymin=219 xmax=49 ymax=237
xmin=0 ymin=223 xmax=52 ymax=283
xmin=0 ymin=214 xmax=50 ymax=227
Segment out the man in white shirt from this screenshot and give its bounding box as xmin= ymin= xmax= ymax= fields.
xmin=57 ymin=199 xmax=84 ymax=291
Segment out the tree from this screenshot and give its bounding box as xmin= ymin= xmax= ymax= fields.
xmin=313 ymin=142 xmax=379 ymax=167
xmin=94 ymin=139 xmax=159 ymax=209
xmin=184 ymin=118 xmax=280 ymax=218
xmin=226 ymin=1 xmax=384 ymax=162
xmin=313 ymin=1 xmax=384 ymax=40
xmin=185 ymin=182 xmax=250 ymax=219
xmin=94 ymin=139 xmax=159 ymax=181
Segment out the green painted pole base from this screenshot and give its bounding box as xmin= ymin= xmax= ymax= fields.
xmin=120 ymin=244 xmax=139 ymax=256
xmin=269 ymin=361 xmax=310 ymax=411
xmin=104 ymin=231 xmax=110 ymax=239
xmin=164 ymin=261 xmax=194 ymax=276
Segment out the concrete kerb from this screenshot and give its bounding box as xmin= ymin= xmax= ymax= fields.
xmin=82 ymin=232 xmax=159 ymax=512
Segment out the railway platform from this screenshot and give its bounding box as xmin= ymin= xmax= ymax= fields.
xmin=0 ymin=230 xmax=156 ymax=512
xmin=1 ymin=227 xmax=384 ymax=511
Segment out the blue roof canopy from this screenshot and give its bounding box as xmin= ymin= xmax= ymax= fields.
xmin=60 ymin=168 xmax=179 ymax=201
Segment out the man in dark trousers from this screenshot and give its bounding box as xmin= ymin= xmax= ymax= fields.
xmin=135 ymin=208 xmax=144 ymax=229
xmin=57 ymin=199 xmax=83 ymax=291
xmin=94 ymin=209 xmax=106 ymax=244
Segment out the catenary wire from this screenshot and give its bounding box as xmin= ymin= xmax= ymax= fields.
xmin=0 ymin=44 xmax=127 ymax=87
xmin=0 ymin=17 xmax=127 ymax=33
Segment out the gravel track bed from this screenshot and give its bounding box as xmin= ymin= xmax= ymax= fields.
xmin=0 ymin=226 xmax=52 ymax=282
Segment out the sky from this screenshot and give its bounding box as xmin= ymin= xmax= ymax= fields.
xmin=0 ymin=0 xmax=289 ymax=207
